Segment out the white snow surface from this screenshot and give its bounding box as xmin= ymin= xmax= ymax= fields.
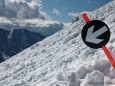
xmin=0 ymin=0 xmax=115 ymax=86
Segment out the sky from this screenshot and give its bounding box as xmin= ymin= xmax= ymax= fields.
xmin=0 ymin=0 xmax=112 ymax=23
xmin=42 ymin=0 xmax=112 ymax=22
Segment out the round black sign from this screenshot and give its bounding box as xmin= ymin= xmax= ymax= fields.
xmin=81 ymin=20 xmax=110 ymax=49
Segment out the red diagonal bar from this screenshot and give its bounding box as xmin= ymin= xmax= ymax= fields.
xmin=82 ymin=13 xmax=90 ymax=23
xmin=82 ymin=13 xmax=115 ymax=69
xmin=102 ymin=46 xmax=115 ymax=69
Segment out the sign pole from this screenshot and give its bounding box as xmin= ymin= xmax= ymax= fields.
xmin=102 ymin=46 xmax=115 ymax=69
xmin=82 ymin=13 xmax=115 ymax=69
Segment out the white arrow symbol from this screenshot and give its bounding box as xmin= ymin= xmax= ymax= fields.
xmin=85 ymin=25 xmax=108 ymax=44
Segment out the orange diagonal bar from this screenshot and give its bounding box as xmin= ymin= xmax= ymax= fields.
xmin=102 ymin=46 xmax=115 ymax=69
xmin=82 ymin=13 xmax=90 ymax=23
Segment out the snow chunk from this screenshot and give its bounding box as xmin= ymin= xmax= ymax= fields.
xmin=67 ymin=72 xmax=80 ymax=86
xmin=81 ymin=70 xmax=104 ymax=86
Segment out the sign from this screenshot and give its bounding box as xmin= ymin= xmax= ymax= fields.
xmin=81 ymin=13 xmax=115 ymax=69
xmin=81 ymin=20 xmax=110 ymax=49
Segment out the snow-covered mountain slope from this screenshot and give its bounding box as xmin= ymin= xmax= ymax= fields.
xmin=0 ymin=0 xmax=115 ymax=86
xmin=0 ymin=17 xmax=64 ymax=62
xmin=0 ymin=28 xmax=45 ymax=62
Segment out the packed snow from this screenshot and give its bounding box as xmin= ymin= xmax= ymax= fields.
xmin=0 ymin=0 xmax=115 ymax=86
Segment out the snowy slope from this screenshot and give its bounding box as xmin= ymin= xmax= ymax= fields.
xmin=0 ymin=0 xmax=115 ymax=86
